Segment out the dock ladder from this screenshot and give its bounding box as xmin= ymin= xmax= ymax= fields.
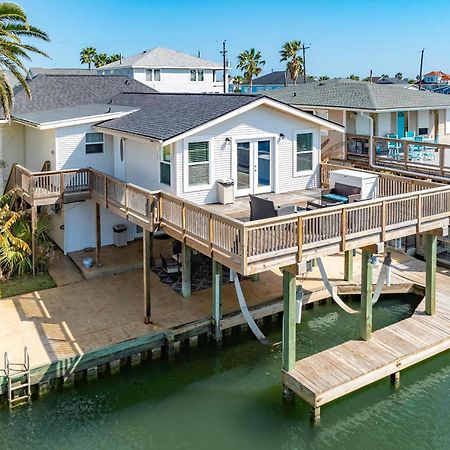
xmin=4 ymin=347 xmax=31 ymax=407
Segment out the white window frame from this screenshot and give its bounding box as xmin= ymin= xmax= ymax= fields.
xmin=145 ymin=69 xmax=152 ymax=81
xmin=160 ymin=144 xmax=172 ymax=186
xmin=154 ymin=69 xmax=161 ymax=81
xmin=183 ymin=137 xmax=214 ymax=192
xmin=85 ymin=132 xmax=104 ymax=154
xmin=293 ymin=128 xmax=317 ymax=176
xmin=198 ymin=69 xmax=204 ymax=81
xmin=190 ymin=69 xmax=197 ymax=81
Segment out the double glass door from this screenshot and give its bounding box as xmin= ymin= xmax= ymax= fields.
xmin=235 ymin=139 xmax=272 ymax=196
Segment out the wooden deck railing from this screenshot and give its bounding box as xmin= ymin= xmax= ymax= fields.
xmin=7 ymin=163 xmax=450 ymax=275
xmin=345 ymin=133 xmax=450 ymax=181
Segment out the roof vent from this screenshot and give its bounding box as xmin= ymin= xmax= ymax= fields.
xmin=293 ymin=92 xmax=297 ymax=97
xmin=107 ymin=107 xmax=111 ymax=113
xmin=125 ymin=79 xmax=130 ymax=85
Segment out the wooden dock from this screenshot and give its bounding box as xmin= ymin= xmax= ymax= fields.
xmin=282 ymin=258 xmax=450 ymax=412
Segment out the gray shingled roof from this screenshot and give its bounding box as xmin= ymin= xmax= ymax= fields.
xmin=12 ymin=74 xmax=156 ymax=116
xmin=97 ymin=93 xmax=259 ymax=140
xmin=266 ymin=78 xmax=450 ymax=110
xmin=100 ymin=47 xmax=222 ymax=70
xmin=251 ymin=71 xmax=309 ymax=85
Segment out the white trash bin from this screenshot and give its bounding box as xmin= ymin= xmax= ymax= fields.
xmin=217 ymin=179 xmax=235 ymax=205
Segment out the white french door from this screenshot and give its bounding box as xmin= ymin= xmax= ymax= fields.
xmin=235 ymin=139 xmax=273 ymax=196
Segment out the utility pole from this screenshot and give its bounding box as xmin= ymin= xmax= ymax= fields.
xmin=301 ymin=43 xmax=311 ymax=83
xmin=418 ymin=48 xmax=425 ymax=91
xmin=220 ymin=40 xmax=227 ymax=93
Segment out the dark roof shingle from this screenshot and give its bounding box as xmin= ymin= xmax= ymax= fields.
xmin=97 ymin=93 xmax=259 ymax=140
xmin=12 ymin=74 xmax=156 ymax=116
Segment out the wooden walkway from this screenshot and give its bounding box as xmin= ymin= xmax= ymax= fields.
xmin=282 ymin=257 xmax=450 ymax=409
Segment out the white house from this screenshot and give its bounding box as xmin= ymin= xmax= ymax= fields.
xmin=97 ymin=47 xmax=225 ymax=93
xmin=266 ymin=79 xmax=450 ymax=153
xmin=1 ymin=74 xmax=343 ymax=254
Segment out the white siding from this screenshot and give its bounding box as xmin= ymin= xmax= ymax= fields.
xmin=376 ymin=112 xmax=391 ymax=137
xmin=63 ymin=200 xmax=135 ymax=253
xmin=124 ymin=138 xmax=176 ymax=193
xmin=132 ymin=67 xmax=221 ymax=93
xmin=418 ymin=110 xmax=430 ymax=133
xmin=446 ymin=108 xmax=450 ymax=135
xmin=176 ymin=104 xmax=322 ymax=204
xmin=355 ymin=114 xmax=370 ymax=135
xmin=0 ymin=122 xmax=25 ymax=192
xmin=24 ymin=127 xmax=55 ymax=171
xmin=55 ymin=124 xmax=114 ymax=174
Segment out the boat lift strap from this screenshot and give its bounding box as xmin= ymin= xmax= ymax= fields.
xmin=317 ymin=258 xmax=359 ymax=314
xmin=231 ymin=271 xmax=272 ymax=346
xmin=372 ymin=253 xmax=392 ymax=305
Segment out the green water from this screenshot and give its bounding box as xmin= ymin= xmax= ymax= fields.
xmin=1 ymin=295 xmax=450 ymax=450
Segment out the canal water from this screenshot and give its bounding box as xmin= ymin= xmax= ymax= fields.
xmin=1 ymin=295 xmax=450 ymax=450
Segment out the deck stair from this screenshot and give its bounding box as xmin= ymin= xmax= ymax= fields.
xmin=4 ymin=347 xmax=31 ymax=407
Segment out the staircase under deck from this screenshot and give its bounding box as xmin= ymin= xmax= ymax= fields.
xmin=282 ymin=259 xmax=450 ymax=410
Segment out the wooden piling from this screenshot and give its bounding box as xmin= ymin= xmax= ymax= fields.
xmin=31 ymin=205 xmax=37 ymax=276
xmin=95 ymin=202 xmax=101 ymax=267
xmin=143 ymin=229 xmax=152 ymax=324
xmin=361 ymin=248 xmax=373 ymax=341
xmin=425 ymin=233 xmax=437 ymax=316
xmin=282 ymin=269 xmax=296 ymax=372
xmin=212 ymin=259 xmax=223 ymax=341
xmin=344 ymin=249 xmax=353 ymax=282
xmin=181 ymin=243 xmax=191 ymax=298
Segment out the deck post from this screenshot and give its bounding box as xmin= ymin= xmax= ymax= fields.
xmin=31 ymin=205 xmax=37 ymax=276
xmin=282 ymin=269 xmax=297 ymax=373
xmin=310 ymin=406 xmax=321 ymax=423
xmin=390 ymin=371 xmax=400 ymax=389
xmin=143 ymin=229 xmax=152 ymax=324
xmin=181 ymin=243 xmax=191 ymax=298
xmin=212 ymin=259 xmax=223 ymax=341
xmin=360 ymin=247 xmax=373 ymax=341
xmin=344 ymin=249 xmax=353 ymax=282
xmin=425 ymin=232 xmax=437 ymax=316
xmin=95 ymin=202 xmax=102 ymax=267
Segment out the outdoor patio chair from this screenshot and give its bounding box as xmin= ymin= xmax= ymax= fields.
xmin=405 ymin=131 xmax=416 ymax=139
xmin=386 ymin=134 xmax=400 ymax=159
xmin=249 ymin=194 xmax=277 ymax=221
xmin=160 ymin=253 xmax=181 ymax=284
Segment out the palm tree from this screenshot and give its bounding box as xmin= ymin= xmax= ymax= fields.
xmin=279 ymin=40 xmax=303 ymax=85
xmin=237 ymin=48 xmax=265 ymax=92
xmin=80 ymin=47 xmax=97 ymax=69
xmin=380 ymin=73 xmax=389 ymax=79
xmin=94 ymin=53 xmax=108 ymax=68
xmin=348 ymin=74 xmax=360 ymax=81
xmin=107 ymin=53 xmax=121 ymax=64
xmin=0 ymin=2 xmax=49 ymax=120
xmin=319 ymin=76 xmax=330 ymax=81
xmin=232 ymin=75 xmax=244 ymax=92
xmin=395 ymin=72 xmax=403 ymax=80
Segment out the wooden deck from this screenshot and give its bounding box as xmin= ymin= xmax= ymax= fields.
xmin=282 ymin=257 xmax=450 ymax=409
xmin=8 ymin=163 xmax=450 ymax=276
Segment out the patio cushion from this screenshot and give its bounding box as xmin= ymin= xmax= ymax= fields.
xmin=322 ymin=193 xmax=349 ymax=204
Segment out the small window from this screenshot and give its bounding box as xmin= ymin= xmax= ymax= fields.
xmin=418 ymin=127 xmax=429 ymax=135
xmin=145 ymin=69 xmax=152 ymax=81
xmin=296 ymin=133 xmax=313 ymax=172
xmin=190 ymin=69 xmax=197 ymax=81
xmin=198 ymin=70 xmax=204 ymax=81
xmin=85 ymin=132 xmax=104 ymax=154
xmin=160 ymin=145 xmax=171 ymax=185
xmin=188 ymin=141 xmax=209 ymax=186
xmin=154 ymin=69 xmax=161 ymax=81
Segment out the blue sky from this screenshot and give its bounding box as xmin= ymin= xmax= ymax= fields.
xmin=20 ymin=0 xmax=450 ymax=79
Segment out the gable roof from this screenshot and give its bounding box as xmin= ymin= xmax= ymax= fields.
xmin=96 ymin=93 xmax=343 ymax=143
xmin=100 ymin=47 xmax=222 ymax=70
xmin=11 ymin=74 xmax=156 ymax=118
xmin=424 ymin=71 xmax=450 ymax=80
xmin=265 ymin=78 xmax=450 ymax=111
xmin=29 ymin=68 xmax=97 ymax=77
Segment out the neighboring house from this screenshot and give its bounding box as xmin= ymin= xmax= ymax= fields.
xmin=266 ymin=78 xmax=450 ymax=155
xmin=419 ymin=71 xmax=450 ymax=94
xmin=1 ymin=74 xmax=342 ymax=254
xmin=240 ymin=71 xmax=309 ymax=93
xmin=375 ymin=77 xmax=409 ymax=86
xmin=97 ymin=47 xmax=225 ymax=93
